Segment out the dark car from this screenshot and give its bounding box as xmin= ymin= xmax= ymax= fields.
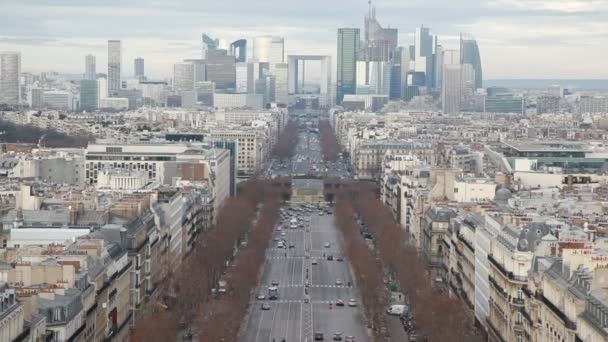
xmin=314 ymin=332 xmax=324 ymax=341
xmin=327 ymin=255 xmax=333 ymax=261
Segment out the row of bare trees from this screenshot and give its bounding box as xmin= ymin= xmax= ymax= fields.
xmin=132 ymin=180 xmax=279 ymax=341
xmin=272 ymin=121 xmax=298 ymax=162
xmin=197 ymin=193 xmax=280 ymax=341
xmin=333 ymin=188 xmax=388 ymax=340
xmin=319 ymin=120 xmax=341 ymax=162
xmin=353 ymin=182 xmax=481 ymax=342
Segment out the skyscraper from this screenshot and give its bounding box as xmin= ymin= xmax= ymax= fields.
xmin=460 ymin=33 xmax=483 ymax=89
xmin=274 ymin=63 xmax=289 ymax=105
xmin=356 ymin=3 xmax=397 ymax=96
xmin=253 ymin=36 xmax=284 ymax=70
xmin=134 ymin=57 xmax=144 ymax=78
xmin=414 ymin=26 xmax=437 ymax=89
xmin=173 ymin=62 xmax=195 ymax=92
xmin=442 ymin=64 xmax=462 ymax=114
xmin=337 ymin=28 xmax=360 ymax=104
xmin=202 ymin=34 xmax=219 ymax=59
xmin=230 ymin=39 xmax=247 ymax=63
xmin=236 ymin=62 xmax=254 ymax=93
xmin=0 ymin=52 xmax=20 ymax=105
xmin=85 ymin=54 xmax=96 ymax=80
xmin=205 ymin=49 xmax=236 ymax=90
xmin=107 ymin=40 xmax=121 ymax=96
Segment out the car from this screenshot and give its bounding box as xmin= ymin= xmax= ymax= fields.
xmin=324 ymin=243 xmax=331 ymax=248
xmin=281 ymin=232 xmax=287 ymax=236
xmin=345 ymin=337 xmax=355 ymax=342
xmin=289 ymin=244 xmax=295 ymax=248
xmin=348 ymin=299 xmax=357 ymax=307
xmin=333 ymin=332 xmax=343 ymax=341
xmin=336 ymin=299 xmax=345 ymax=307
xmin=271 ymin=280 xmax=279 ymax=286
xmin=274 ymin=237 xmax=279 ymax=241
xmin=261 ymin=303 xmax=271 ymax=310
xmin=304 ymin=295 xmax=310 ymax=303
xmin=257 ymin=294 xmax=266 ymax=300
xmin=326 ymin=255 xmax=333 ymax=261
xmin=312 ymin=260 xmax=318 ymax=265
xmin=314 ymin=332 xmax=324 ymax=341
xmin=336 ymin=256 xmax=344 ymax=262
xmin=335 ymin=278 xmax=343 ymax=286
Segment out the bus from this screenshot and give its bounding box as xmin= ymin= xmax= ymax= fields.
xmin=268 ymin=286 xmax=279 ymax=300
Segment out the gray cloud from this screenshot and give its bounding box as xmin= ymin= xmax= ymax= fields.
xmin=1 ymin=0 xmax=606 ymax=78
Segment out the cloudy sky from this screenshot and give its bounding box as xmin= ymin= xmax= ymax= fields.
xmin=1 ymin=0 xmax=607 ymax=80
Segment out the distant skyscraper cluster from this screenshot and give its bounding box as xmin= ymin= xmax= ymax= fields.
xmin=335 ymin=1 xmax=484 ymax=113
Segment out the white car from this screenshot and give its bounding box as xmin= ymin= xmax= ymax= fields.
xmin=348 ymin=299 xmax=357 ymax=307
xmin=257 ymin=294 xmax=266 ymax=300
xmin=335 ymin=278 xmax=343 ymax=286
xmin=324 ymin=243 xmax=331 ymax=248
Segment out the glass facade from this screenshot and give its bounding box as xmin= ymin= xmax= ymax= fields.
xmin=460 ymin=34 xmax=483 ymax=89
xmin=80 ymin=80 xmax=98 ymax=111
xmin=337 ymin=28 xmax=360 ymax=104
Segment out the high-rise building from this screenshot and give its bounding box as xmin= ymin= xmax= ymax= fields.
xmin=202 ymin=34 xmax=219 ymax=59
xmin=442 ymin=64 xmax=462 ymax=114
xmin=273 ymin=63 xmax=289 ymax=105
xmin=253 ymin=36 xmax=284 ymax=70
xmin=236 ymin=62 xmax=254 ymax=93
xmin=414 ymin=26 xmax=437 ymax=89
xmin=80 ymin=79 xmax=99 ymax=111
xmin=173 ymin=62 xmax=195 ymax=92
xmin=337 ymin=28 xmax=360 ymax=104
xmin=107 ymin=40 xmax=121 ymax=96
xmin=0 ymin=52 xmax=21 ymax=105
xmin=97 ymin=77 xmax=108 ymax=100
xmin=230 ymin=39 xmax=247 ymax=63
xmin=356 ymin=60 xmax=391 ymax=96
xmin=460 ymin=34 xmax=483 ymax=89
xmin=134 ymin=57 xmax=144 ymax=78
xmin=205 ymin=49 xmax=236 ymax=90
xmin=85 ymin=54 xmax=96 ymax=80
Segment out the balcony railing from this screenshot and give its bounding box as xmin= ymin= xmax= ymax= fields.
xmin=488 ymin=254 xmax=528 ymax=283
xmin=510 ymin=297 xmax=525 ymax=307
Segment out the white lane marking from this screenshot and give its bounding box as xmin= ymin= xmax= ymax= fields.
xmin=253 ymin=306 xmax=266 ymax=342
xmin=285 ymin=298 xmax=292 ymax=339
xmin=299 ymin=302 xmax=303 ymax=342
xmin=266 ymin=298 xmax=279 ymax=342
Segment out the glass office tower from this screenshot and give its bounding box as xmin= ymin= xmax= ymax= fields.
xmin=337 ymin=28 xmax=360 ymax=104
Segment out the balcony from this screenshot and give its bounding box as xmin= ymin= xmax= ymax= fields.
xmin=510 ymin=297 xmax=525 ymax=307
xmin=513 ymin=320 xmax=524 ymax=331
xmin=488 ymin=254 xmax=528 ymax=283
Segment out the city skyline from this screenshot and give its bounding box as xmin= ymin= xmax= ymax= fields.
xmin=2 ymin=0 xmax=607 ymax=79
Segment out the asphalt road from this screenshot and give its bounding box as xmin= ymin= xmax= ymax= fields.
xmin=241 ymin=208 xmax=369 ymax=342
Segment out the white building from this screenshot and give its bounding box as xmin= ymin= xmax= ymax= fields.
xmin=213 ymin=93 xmax=263 ymax=110
xmin=236 ymin=62 xmax=254 ymax=93
xmin=42 ymin=91 xmax=71 ymax=110
xmin=253 ymin=36 xmax=284 ymax=71
xmin=453 ymin=179 xmax=496 ymax=202
xmin=99 ymin=97 xmax=128 ymax=110
xmin=0 ymin=52 xmax=21 ymax=105
xmin=107 ymin=40 xmax=121 ymax=95
xmin=173 ymin=62 xmax=194 ymax=92
xmin=97 ymin=169 xmax=148 ymax=190
xmin=273 ymin=63 xmax=289 ymax=105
